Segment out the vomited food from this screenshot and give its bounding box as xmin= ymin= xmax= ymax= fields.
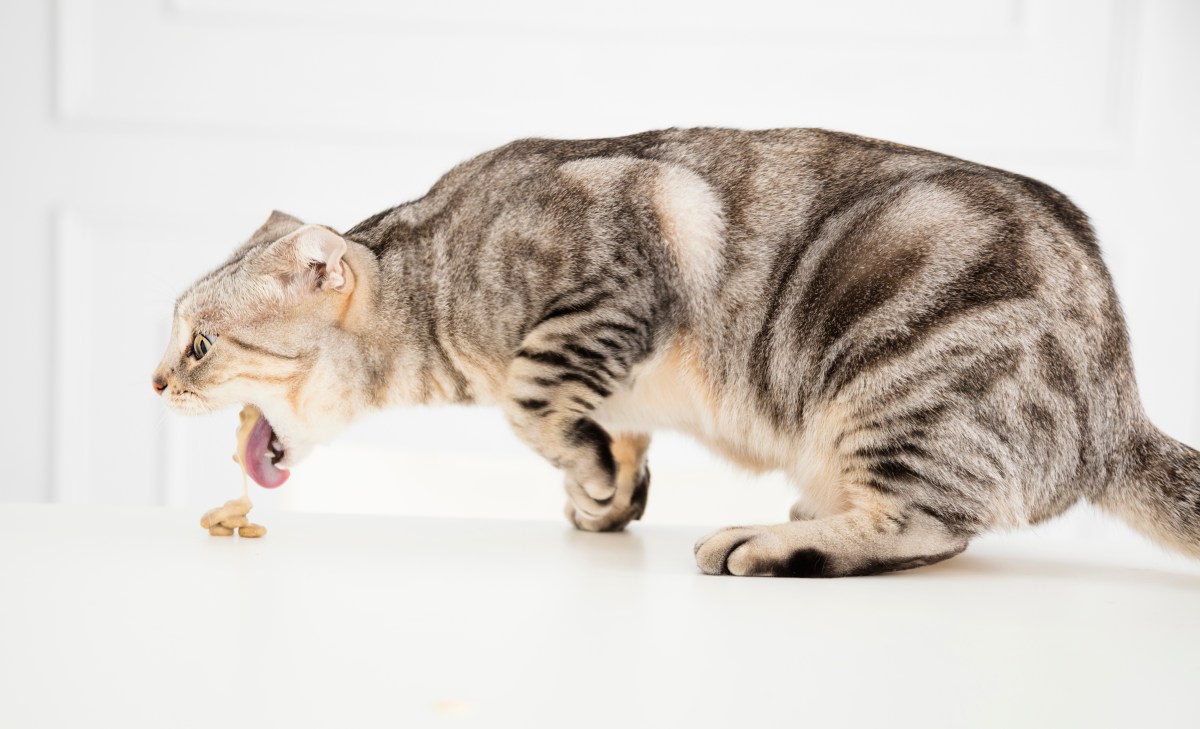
xmin=199 ymin=404 xmax=271 ymax=539
xmin=199 ymin=496 xmax=258 ymax=537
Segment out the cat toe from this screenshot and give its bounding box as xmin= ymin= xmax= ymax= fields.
xmin=695 ymin=525 xmax=797 ymax=576
xmin=693 ymin=526 xmax=763 ymax=575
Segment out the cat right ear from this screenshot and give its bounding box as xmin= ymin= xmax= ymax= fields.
xmin=264 ymin=224 xmax=352 ymax=294
xmin=249 ymin=210 xmax=305 ymax=247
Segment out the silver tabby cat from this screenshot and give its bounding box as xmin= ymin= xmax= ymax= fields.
xmin=153 ymin=128 xmax=1200 ymax=577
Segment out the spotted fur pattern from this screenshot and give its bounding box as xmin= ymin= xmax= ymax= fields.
xmin=156 ymin=128 xmax=1200 ymax=577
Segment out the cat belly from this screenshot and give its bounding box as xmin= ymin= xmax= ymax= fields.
xmin=590 ymin=348 xmax=702 ymax=436
xmin=590 ymin=338 xmax=859 ymax=518
xmin=592 ymin=340 xmax=793 ymax=475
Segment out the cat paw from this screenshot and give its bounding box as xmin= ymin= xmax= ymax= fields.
xmin=694 ymin=524 xmax=813 ymax=576
xmin=562 ymin=464 xmax=650 ymax=533
xmin=564 ymin=500 xmax=632 ymax=532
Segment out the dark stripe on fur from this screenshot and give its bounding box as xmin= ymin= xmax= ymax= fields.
xmin=223 ymin=335 xmax=305 ymax=361
xmin=533 ymin=295 xmax=607 ymax=328
xmin=568 ymin=418 xmax=616 ymax=480
xmin=517 ymin=349 xmax=572 ymax=369
xmin=807 ymin=189 xmax=930 ymax=354
xmin=750 ymin=167 xmax=916 ymax=418
xmin=773 ymin=548 xmax=831 ymax=577
xmin=555 ymin=372 xmax=612 ymax=398
xmin=824 ymin=223 xmax=1038 ymax=396
xmin=854 ymin=441 xmax=931 ymax=461
xmin=914 ymin=503 xmax=981 ymax=537
xmin=950 ymin=347 xmax=1023 ymax=397
xmin=563 ymin=343 xmax=610 ymax=363
xmin=1037 ymin=332 xmax=1089 ymax=457
xmin=630 ymin=466 xmax=650 ymax=520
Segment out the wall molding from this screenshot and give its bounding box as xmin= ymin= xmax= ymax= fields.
xmin=52 ymin=0 xmax=1134 ymax=157
xmin=164 ymin=0 xmax=1028 ymax=43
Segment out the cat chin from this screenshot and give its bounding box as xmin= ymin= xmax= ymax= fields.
xmin=251 ymin=413 xmax=314 ymax=470
xmin=165 ymin=392 xmax=215 ymax=416
xmin=271 ymin=424 xmax=318 ymax=467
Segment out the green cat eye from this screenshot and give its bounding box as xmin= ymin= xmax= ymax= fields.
xmin=192 ymin=332 xmax=213 ymax=360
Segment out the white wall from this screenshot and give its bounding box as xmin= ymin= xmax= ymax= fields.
xmin=1 ymin=0 xmax=1198 ymax=537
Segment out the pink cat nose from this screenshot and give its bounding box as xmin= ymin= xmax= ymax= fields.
xmin=152 ymin=375 xmax=167 ymax=394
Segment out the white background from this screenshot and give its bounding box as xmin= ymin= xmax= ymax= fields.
xmin=1 ymin=0 xmax=1197 ymax=541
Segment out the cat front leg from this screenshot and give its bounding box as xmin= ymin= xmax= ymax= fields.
xmin=503 ymin=324 xmax=652 ymax=532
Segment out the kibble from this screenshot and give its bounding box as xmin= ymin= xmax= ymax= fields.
xmin=199 ymin=404 xmax=271 ymax=540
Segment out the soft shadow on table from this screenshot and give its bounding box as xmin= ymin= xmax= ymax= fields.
xmin=559 ymin=528 xmax=649 ymax=572
xmin=912 ymin=550 xmax=1200 ymax=590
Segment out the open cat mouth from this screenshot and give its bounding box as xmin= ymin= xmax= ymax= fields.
xmin=244 ymin=410 xmax=290 ymax=489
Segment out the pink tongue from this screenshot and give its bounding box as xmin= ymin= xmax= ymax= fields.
xmin=244 ymin=413 xmax=289 ymax=489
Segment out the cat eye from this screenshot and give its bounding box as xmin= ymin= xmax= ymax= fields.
xmin=192 ymin=332 xmax=214 ymax=360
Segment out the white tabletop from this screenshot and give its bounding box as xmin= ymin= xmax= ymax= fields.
xmin=2 ymin=503 xmax=1199 ymax=728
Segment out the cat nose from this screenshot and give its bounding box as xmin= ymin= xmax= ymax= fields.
xmin=152 ymin=375 xmax=168 ymax=395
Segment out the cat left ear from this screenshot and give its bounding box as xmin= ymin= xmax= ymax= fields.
xmin=271 ymin=224 xmax=351 ymax=293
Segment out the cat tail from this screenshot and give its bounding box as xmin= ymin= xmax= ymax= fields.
xmin=1098 ymin=424 xmax=1200 ymax=558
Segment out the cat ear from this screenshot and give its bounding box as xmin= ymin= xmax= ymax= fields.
xmin=249 ymin=210 xmax=305 ymax=247
xmin=269 ymin=224 xmax=351 ymax=293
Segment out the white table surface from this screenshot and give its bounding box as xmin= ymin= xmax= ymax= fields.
xmin=2 ymin=504 xmax=1199 ymax=728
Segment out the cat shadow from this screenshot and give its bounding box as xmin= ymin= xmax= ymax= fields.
xmin=556 ymin=525 xmax=1200 ymax=589
xmin=559 ymin=528 xmax=649 ymax=573
xmin=913 ymin=550 xmax=1200 ymax=590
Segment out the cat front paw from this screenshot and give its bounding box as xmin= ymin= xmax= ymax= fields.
xmin=564 ymin=500 xmax=632 ymax=532
xmin=563 ymin=465 xmax=650 ymax=533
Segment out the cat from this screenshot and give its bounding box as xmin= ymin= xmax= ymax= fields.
xmin=152 ymin=127 xmax=1200 ymax=577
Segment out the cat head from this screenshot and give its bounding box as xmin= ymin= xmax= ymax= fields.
xmin=152 ymin=211 xmax=368 ymax=477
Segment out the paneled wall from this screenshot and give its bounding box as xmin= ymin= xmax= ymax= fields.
xmin=2 ymin=0 xmax=1198 ymax=535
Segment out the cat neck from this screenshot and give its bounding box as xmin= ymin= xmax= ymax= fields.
xmin=340 ymin=235 xmax=478 ymax=408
